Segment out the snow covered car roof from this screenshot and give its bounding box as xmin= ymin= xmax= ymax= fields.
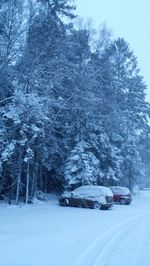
xmin=110 ymin=186 xmax=130 ymax=195
xmin=74 ymin=185 xmax=113 ymax=197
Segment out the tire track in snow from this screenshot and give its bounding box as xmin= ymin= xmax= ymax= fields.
xmin=101 ymin=214 xmax=150 ymax=266
xmin=92 ymin=214 xmax=150 ymax=266
xmin=73 ymin=212 xmax=150 ymax=266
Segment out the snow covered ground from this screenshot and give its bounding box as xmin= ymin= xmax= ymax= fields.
xmin=1 ymin=190 xmax=150 ymax=266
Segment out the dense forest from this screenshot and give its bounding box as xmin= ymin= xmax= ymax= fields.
xmin=0 ymin=0 xmax=150 ymax=204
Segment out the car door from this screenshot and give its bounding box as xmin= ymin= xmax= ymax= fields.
xmin=69 ymin=190 xmax=83 ymax=207
xmin=77 ymin=191 xmax=90 ymax=207
xmin=80 ymin=188 xmax=97 ymax=208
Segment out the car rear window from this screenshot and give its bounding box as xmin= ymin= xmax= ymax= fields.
xmin=111 ymin=187 xmax=130 ymax=194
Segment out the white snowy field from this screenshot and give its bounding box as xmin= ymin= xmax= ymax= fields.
xmin=0 ymin=191 xmax=150 ymax=266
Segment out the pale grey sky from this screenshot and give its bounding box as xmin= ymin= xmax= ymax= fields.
xmin=75 ymin=0 xmax=150 ymax=101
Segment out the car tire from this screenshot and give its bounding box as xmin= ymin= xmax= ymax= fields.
xmin=62 ymin=199 xmax=69 ymax=206
xmin=120 ymin=198 xmax=126 ymax=205
xmin=93 ymin=201 xmax=101 ymax=209
xmin=126 ymin=202 xmax=131 ymax=205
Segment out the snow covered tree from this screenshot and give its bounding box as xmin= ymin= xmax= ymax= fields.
xmin=0 ymin=0 xmax=28 ymax=103
xmin=37 ymin=0 xmax=76 ymax=18
xmin=138 ymin=125 xmax=150 ymax=187
xmin=64 ymin=140 xmax=101 ymax=189
xmin=0 ymin=0 xmax=149 ymax=201
xmin=0 ymin=91 xmax=49 ymax=203
xmin=100 ymin=38 xmax=149 ymax=187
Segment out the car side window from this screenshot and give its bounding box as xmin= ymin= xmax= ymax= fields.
xmin=76 ymin=191 xmax=88 ymax=197
xmin=73 ymin=188 xmax=90 ymax=197
xmin=73 ymin=189 xmax=84 ymax=197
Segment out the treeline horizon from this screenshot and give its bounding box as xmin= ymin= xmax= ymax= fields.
xmin=0 ymin=0 xmax=150 ymax=204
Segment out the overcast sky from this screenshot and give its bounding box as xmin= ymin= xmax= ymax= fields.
xmin=75 ymin=0 xmax=150 ymax=102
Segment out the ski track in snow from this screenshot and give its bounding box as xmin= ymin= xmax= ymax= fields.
xmin=73 ymin=211 xmax=150 ymax=266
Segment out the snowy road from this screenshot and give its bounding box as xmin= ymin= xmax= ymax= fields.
xmin=0 ymin=191 xmax=150 ymax=266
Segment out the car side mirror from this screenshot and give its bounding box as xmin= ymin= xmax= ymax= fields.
xmin=71 ymin=192 xmax=74 ymax=197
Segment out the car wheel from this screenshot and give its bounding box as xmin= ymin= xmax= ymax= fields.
xmin=62 ymin=199 xmax=69 ymax=206
xmin=93 ymin=201 xmax=101 ymax=209
xmin=120 ymin=198 xmax=126 ymax=205
xmin=126 ymin=202 xmax=131 ymax=205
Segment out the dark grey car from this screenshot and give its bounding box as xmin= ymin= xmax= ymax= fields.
xmin=59 ymin=185 xmax=113 ymax=210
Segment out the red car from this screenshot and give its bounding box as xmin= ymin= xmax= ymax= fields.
xmin=110 ymin=186 xmax=132 ymax=205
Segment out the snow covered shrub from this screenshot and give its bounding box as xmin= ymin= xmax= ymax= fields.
xmin=36 ymin=190 xmax=47 ymax=201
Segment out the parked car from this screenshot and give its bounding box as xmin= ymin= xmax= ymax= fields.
xmin=59 ymin=185 xmax=113 ymax=210
xmin=110 ymin=186 xmax=132 ymax=205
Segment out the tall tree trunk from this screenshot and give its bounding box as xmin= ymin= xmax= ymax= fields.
xmin=15 ymin=167 xmax=22 ymax=205
xmin=25 ymin=161 xmax=30 ymax=204
xmin=15 ymin=150 xmax=23 ymax=205
xmin=39 ymin=163 xmax=43 ymax=191
xmin=8 ymin=181 xmax=13 ymax=205
xmin=31 ymin=161 xmax=38 ymax=198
